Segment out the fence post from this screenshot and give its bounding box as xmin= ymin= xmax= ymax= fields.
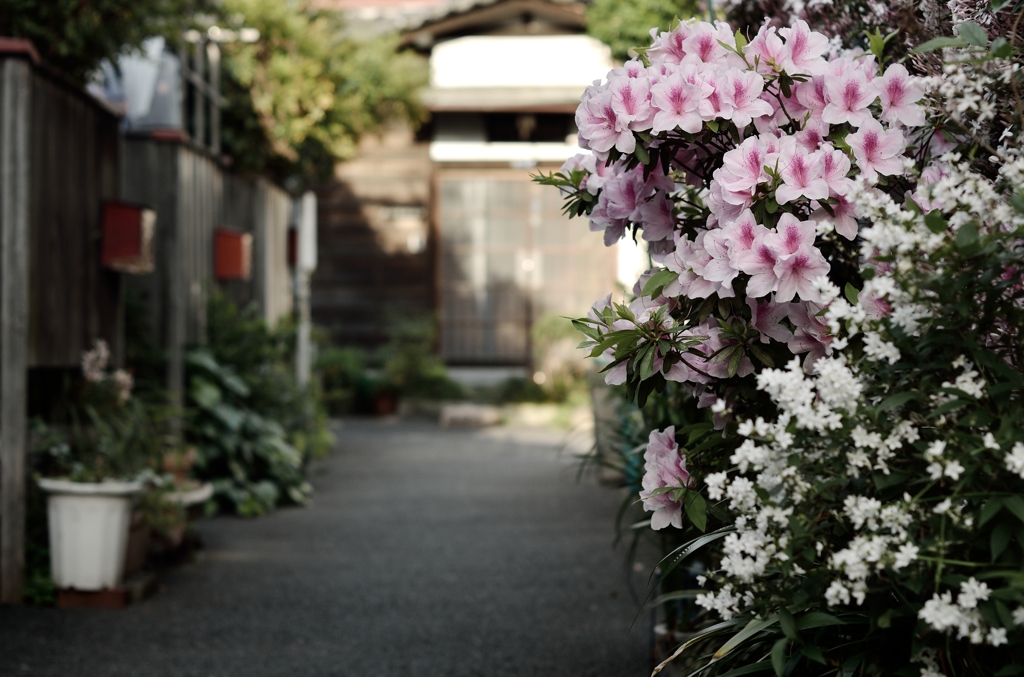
xmin=0 ymin=57 xmax=31 ymax=604
xmin=295 ymin=191 xmax=317 ymax=387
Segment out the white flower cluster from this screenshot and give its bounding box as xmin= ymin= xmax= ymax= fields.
xmin=828 ymin=494 xmax=919 ymax=604
xmin=755 ymin=356 xmax=861 ymax=433
xmin=918 ymin=578 xmax=1007 ymax=646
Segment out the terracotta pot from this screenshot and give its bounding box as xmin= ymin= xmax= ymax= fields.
xmin=162 ymin=447 xmax=197 ymax=487
xmin=123 ymin=511 xmax=150 ymax=578
xmin=373 ymin=392 xmax=398 ymax=416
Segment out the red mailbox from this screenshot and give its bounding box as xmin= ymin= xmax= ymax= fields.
xmin=101 ymin=202 xmax=156 ymax=274
xmin=215 ymin=228 xmax=252 ymax=280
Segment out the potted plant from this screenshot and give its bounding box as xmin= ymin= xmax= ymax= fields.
xmin=36 ymin=340 xmax=160 ymax=591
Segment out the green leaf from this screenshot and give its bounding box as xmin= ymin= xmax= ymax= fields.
xmin=844 ymin=283 xmax=859 ymax=305
xmin=980 ymin=498 xmax=1004 ymax=527
xmin=958 ymin=21 xmax=988 ymax=47
xmin=727 ymin=346 xmax=744 ymax=378
xmin=1004 ymin=495 xmax=1024 ymax=523
xmin=779 ymin=607 xmax=798 ymax=640
xmin=641 ymin=267 xmax=679 ymax=297
xmin=800 ymin=645 xmax=827 ymax=664
xmin=878 ymin=391 xmax=920 ymax=412
xmin=748 ymin=343 xmax=775 ymax=368
xmin=992 ymin=0 xmax=1014 ymax=10
xmin=795 ymin=612 xmax=846 ymax=630
xmin=639 ymin=344 xmax=657 ymax=380
xmin=992 ymin=522 xmax=1013 ymax=561
xmin=734 ymin=30 xmax=749 ymax=51
xmin=707 ymin=120 xmax=720 ymax=132
xmin=685 ymin=492 xmax=708 ymax=532
xmin=990 ymin=37 xmax=1013 ymax=57
xmin=924 ymin=210 xmax=948 ymax=234
xmin=190 ymin=377 xmax=222 ymax=409
xmin=913 ymin=36 xmax=967 ymax=53
xmin=995 ymin=665 xmax=1024 ymax=676
xmin=772 ymin=638 xmax=789 ymax=676
xmin=718 ymin=663 xmax=775 ymax=676
xmin=956 ymin=222 xmax=979 ymax=249
xmin=634 ymin=143 xmax=650 ymax=164
xmin=714 ymin=616 xmax=780 ymax=660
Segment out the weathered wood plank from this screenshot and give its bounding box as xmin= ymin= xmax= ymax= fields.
xmin=0 ymin=57 xmax=32 ymax=604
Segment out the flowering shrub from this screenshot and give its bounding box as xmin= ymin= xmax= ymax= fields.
xmin=540 ymin=13 xmax=1024 ymax=677
xmin=36 ymin=339 xmax=160 ymax=482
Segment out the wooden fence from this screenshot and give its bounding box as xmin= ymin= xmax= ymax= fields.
xmin=0 ymin=44 xmax=124 ymax=602
xmin=121 ymin=137 xmax=293 ymax=409
xmin=0 ymin=42 xmax=295 ymax=602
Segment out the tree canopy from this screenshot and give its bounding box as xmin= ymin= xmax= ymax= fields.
xmin=586 ymin=0 xmax=705 ymax=62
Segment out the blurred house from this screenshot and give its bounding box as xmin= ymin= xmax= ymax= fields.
xmin=314 ymin=0 xmax=633 ymax=374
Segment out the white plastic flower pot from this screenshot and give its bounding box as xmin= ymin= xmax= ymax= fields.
xmin=38 ymin=478 xmax=143 ymax=591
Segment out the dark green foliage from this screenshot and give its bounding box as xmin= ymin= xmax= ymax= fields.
xmin=380 ymin=315 xmax=465 ymax=401
xmin=586 ymin=0 xmax=704 ymax=62
xmin=186 ymin=294 xmax=332 ymax=516
xmin=0 ymin=0 xmax=206 ymax=82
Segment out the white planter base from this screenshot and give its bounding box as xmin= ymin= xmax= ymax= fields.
xmin=39 ymin=479 xmax=143 ymax=591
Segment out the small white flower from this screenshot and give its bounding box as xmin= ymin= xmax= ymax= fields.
xmin=933 ymin=499 xmax=952 ymax=514
xmin=1005 ymin=442 xmax=1024 ymax=478
xmin=944 ymin=460 xmax=965 ymax=481
xmin=983 ymin=432 xmax=999 ymax=450
xmin=987 ymin=627 xmax=1008 ymax=647
xmin=1012 ymin=607 xmax=1024 ymax=625
xmin=825 ymin=580 xmax=851 ymax=606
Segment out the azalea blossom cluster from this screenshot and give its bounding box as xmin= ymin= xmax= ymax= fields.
xmin=81 ymin=338 xmax=133 ymax=403
xmin=564 ymin=17 xmax=929 ymax=406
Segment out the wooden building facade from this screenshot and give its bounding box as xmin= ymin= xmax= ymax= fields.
xmin=313 ymin=0 xmax=619 ymax=368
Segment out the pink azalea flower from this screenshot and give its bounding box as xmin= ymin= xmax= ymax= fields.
xmin=724 ymin=70 xmax=775 ymax=129
xmin=639 ymin=194 xmax=676 ymax=242
xmin=639 ymin=427 xmax=692 ymax=530
xmin=821 ymin=147 xmax=853 ymax=195
xmin=846 ymin=119 xmax=906 ymax=183
xmin=745 ymin=23 xmax=786 ymax=75
xmin=776 ymin=149 xmax=829 ymax=204
xmin=576 ymin=91 xmax=635 ymax=154
xmin=609 ymin=76 xmax=653 ymax=132
xmin=697 ymin=70 xmax=733 ymax=121
xmin=650 ymin=72 xmax=708 ymax=133
xmin=701 ymin=230 xmax=740 ymax=291
xmin=773 ymin=245 xmax=830 ymax=303
xmin=877 ymin=64 xmax=926 ymax=127
xmin=778 ymin=20 xmax=829 ymax=76
xmin=747 ymin=298 xmax=794 ymax=343
xmin=603 ymin=172 xmax=646 ymax=221
xmin=720 ymin=209 xmax=770 ymax=257
xmin=648 ymin=24 xmax=691 ymax=65
xmin=766 ymin=213 xmax=817 ymax=255
xmin=604 ymin=359 xmax=628 ymax=385
xmin=822 ymin=71 xmax=878 ymax=127
xmin=609 ymin=59 xmax=647 ymax=80
xmin=794 ymin=118 xmax=829 ymax=152
xmin=735 ymin=233 xmax=782 ymax=298
xmin=811 ymin=192 xmax=859 ymax=240
xmin=795 ymin=77 xmax=829 ymax=120
xmin=588 ymin=200 xmax=628 ymax=246
xmin=787 ymin=302 xmax=834 ymax=370
xmin=717 ymin=137 xmax=770 ymax=198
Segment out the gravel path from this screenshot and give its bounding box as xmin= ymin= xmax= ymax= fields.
xmin=0 ymin=419 xmax=653 ymax=676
